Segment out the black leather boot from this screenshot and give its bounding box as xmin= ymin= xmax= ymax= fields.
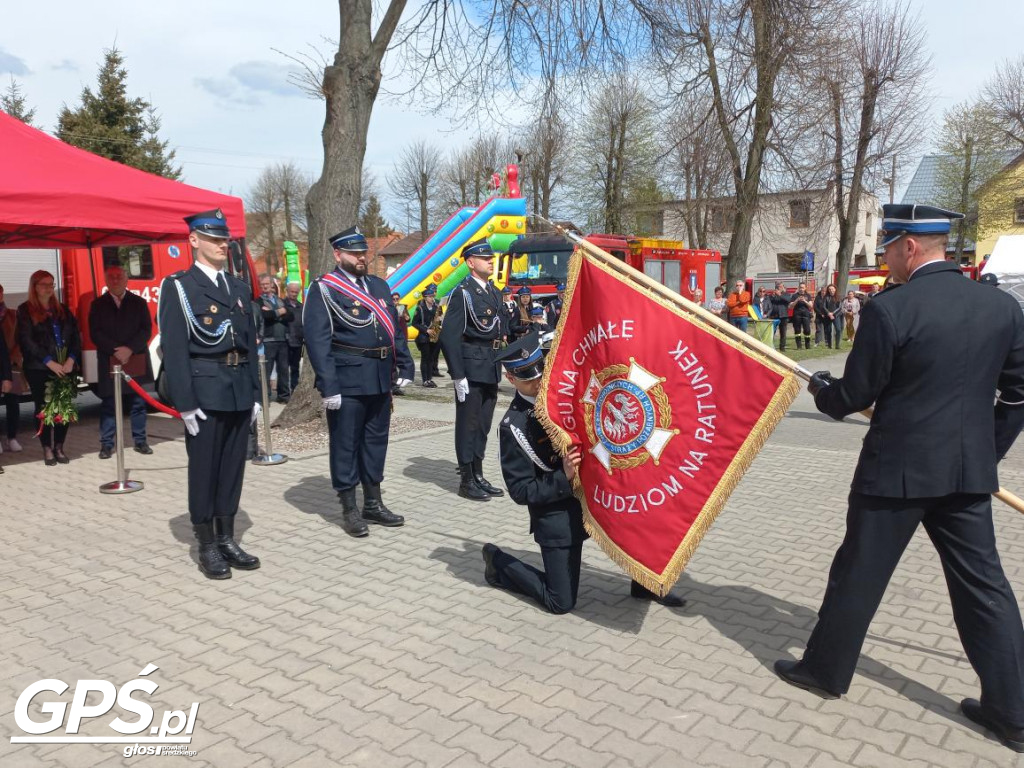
xmin=472 ymin=457 xmax=504 ymax=497
xmin=458 ymin=463 xmax=490 ymax=501
xmin=338 ymin=488 xmax=369 ymax=537
xmin=361 ymin=483 xmax=405 ymax=527
xmin=630 ymin=580 xmax=686 ymax=607
xmin=213 ymin=516 xmax=261 ymax=569
xmin=193 ymin=523 xmax=231 ymax=580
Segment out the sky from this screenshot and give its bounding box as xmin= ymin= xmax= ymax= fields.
xmin=2 ymin=0 xmax=1023 ymax=227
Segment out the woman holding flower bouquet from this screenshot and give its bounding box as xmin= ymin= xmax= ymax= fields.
xmin=17 ymin=270 xmax=82 ymax=466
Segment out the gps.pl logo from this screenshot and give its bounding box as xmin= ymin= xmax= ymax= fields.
xmin=10 ymin=664 xmax=200 ymax=756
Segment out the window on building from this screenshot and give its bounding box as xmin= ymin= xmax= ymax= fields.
xmin=789 ymin=199 xmax=810 ymax=228
xmin=777 ymin=253 xmax=804 ymax=272
xmin=101 ymin=245 xmax=154 ymax=280
xmin=1015 ymin=197 xmax=1024 ymax=225
xmin=865 ymin=211 xmax=872 ymax=234
xmin=634 ymin=209 xmax=665 ymax=236
xmin=710 ymin=206 xmax=732 ymax=233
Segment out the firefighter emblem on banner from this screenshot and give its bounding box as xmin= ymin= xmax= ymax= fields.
xmin=583 ymin=361 xmax=677 ymax=475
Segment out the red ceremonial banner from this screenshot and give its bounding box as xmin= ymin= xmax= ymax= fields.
xmin=537 ymin=247 xmax=799 ymax=594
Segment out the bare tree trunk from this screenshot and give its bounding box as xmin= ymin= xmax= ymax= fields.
xmin=956 ymin=135 xmax=973 ymax=261
xmin=281 ymin=0 xmax=405 ymax=427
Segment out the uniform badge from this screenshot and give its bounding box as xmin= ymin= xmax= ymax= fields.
xmin=203 ymin=317 xmax=213 ymax=326
xmin=486 ymin=308 xmax=493 ymax=315
xmin=210 ymin=305 xmax=218 ymax=314
xmin=353 ymin=301 xmax=361 ymax=307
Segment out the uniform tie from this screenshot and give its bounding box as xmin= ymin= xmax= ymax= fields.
xmin=216 ymin=272 xmax=229 ymax=296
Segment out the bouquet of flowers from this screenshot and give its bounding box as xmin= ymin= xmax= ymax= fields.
xmin=35 ymin=347 xmax=81 ymax=436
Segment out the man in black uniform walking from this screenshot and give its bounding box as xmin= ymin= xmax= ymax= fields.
xmin=774 ymin=204 xmax=1024 ymax=752
xmin=482 ymin=332 xmax=685 ymax=612
xmin=304 ymin=225 xmax=414 ymax=537
xmin=439 ymin=238 xmax=506 ymax=501
xmin=158 ymin=209 xmax=261 ymax=579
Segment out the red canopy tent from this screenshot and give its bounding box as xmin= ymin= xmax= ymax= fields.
xmin=0 ymin=111 xmax=246 ymax=248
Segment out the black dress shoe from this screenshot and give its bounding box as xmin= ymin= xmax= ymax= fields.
xmin=99 ymin=446 xmax=113 ymax=459
xmin=630 ymin=580 xmax=687 ymax=607
xmin=482 ymin=543 xmax=501 ymax=587
xmin=773 ymin=659 xmax=840 ymax=700
xmin=962 ymin=699 xmax=1024 ymax=752
xmin=54 ymin=448 xmax=70 ymax=464
xmin=44 ymin=450 xmax=57 ymax=467
xmin=134 ymin=442 xmax=153 ymax=455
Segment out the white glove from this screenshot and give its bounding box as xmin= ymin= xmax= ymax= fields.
xmin=455 ymin=378 xmax=470 ymax=403
xmin=181 ymin=408 xmax=207 ymax=437
xmin=395 ymin=378 xmax=412 ymax=388
xmin=322 ymin=394 xmax=342 ymax=410
xmin=251 ymin=402 xmax=262 ymax=425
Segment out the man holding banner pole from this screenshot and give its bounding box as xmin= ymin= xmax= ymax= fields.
xmin=774 ymin=204 xmax=1024 ymax=753
xmin=303 ymin=225 xmax=414 ymax=538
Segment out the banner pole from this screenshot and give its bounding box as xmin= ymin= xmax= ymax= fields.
xmin=540 ymin=219 xmax=1024 ymax=516
xmin=251 ymin=352 xmax=287 ymax=466
xmin=99 ymin=365 xmax=144 ymax=494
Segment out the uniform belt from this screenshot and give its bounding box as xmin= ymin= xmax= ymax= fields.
xmin=191 ymin=351 xmax=248 ymax=366
xmin=465 ymin=338 xmax=504 ymax=350
xmin=331 ymin=342 xmax=391 ymax=359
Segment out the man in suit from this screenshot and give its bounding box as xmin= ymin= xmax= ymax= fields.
xmin=89 ymin=264 xmax=153 ymax=458
xmin=774 ymin=204 xmax=1024 ymax=752
xmin=304 ymin=225 xmax=414 ymax=537
xmin=439 ymin=238 xmax=507 ymax=501
xmin=482 ymin=332 xmax=685 ymax=612
xmin=158 ymin=209 xmax=262 ymax=580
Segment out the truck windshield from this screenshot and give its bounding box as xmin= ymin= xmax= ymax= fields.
xmin=509 ymin=249 xmax=572 ymax=286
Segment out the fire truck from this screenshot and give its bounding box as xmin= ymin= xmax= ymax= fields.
xmin=2 ymin=241 xmax=257 ymax=394
xmin=500 ymin=232 xmax=722 ymax=302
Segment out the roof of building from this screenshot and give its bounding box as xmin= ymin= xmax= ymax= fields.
xmin=379 ymin=231 xmax=427 ymax=257
xmin=902 ymin=151 xmax=1020 ymax=205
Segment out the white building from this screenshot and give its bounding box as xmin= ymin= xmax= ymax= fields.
xmin=643 ymin=188 xmax=880 ymax=283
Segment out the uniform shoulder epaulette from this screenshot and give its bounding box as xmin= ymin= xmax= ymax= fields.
xmin=166 ymin=270 xmax=188 ymax=281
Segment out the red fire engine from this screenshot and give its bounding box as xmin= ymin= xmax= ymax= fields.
xmin=500 ymin=232 xmax=722 ymax=302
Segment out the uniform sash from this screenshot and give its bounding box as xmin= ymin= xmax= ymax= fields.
xmin=320 ymin=272 xmax=396 ymax=343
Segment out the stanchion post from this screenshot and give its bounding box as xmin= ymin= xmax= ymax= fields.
xmin=99 ymin=365 xmax=144 ymax=494
xmin=252 ymin=352 xmax=287 ymax=466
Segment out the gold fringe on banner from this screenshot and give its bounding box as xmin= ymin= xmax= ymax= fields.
xmin=536 ymin=246 xmax=800 ymax=596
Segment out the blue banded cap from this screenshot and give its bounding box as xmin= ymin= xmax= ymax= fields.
xmin=880 ymin=204 xmax=964 ymax=248
xmin=530 ymin=305 xmax=545 ymax=316
xmin=516 ymin=286 xmax=532 ymax=296
xmin=184 ymin=208 xmax=230 ymax=239
xmin=329 ymin=225 xmax=368 ymax=252
xmin=462 ymin=238 xmax=494 ymax=260
xmin=500 ymin=286 xmax=512 ymax=295
xmin=495 ymin=331 xmax=546 ymax=380
xmin=556 ymin=282 xmax=566 ymax=291
xmin=422 ymin=284 xmax=437 ymax=296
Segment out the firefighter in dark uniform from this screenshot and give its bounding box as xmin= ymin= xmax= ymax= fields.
xmin=157 ymin=209 xmax=261 ymax=580
xmin=482 ymin=331 xmax=686 ymax=612
xmin=775 ymin=205 xmax=1024 ymax=753
xmin=439 ymin=238 xmax=506 ymax=501
xmin=410 ymin=283 xmax=443 ymax=388
xmin=501 ymin=286 xmax=516 ymax=339
xmin=544 ymin=282 xmax=566 ymax=329
xmin=303 ymin=226 xmax=414 ymax=538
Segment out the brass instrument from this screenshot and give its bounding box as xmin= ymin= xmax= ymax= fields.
xmin=427 ymin=301 xmax=444 ymax=342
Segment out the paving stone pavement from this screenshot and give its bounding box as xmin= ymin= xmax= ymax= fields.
xmin=4 ymin=352 xmax=1024 ymax=767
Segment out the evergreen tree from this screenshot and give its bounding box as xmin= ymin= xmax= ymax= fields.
xmin=0 ymin=77 xmax=36 ymax=125
xmin=57 ymin=47 xmax=181 ymax=179
xmin=358 ymin=194 xmax=394 ymax=237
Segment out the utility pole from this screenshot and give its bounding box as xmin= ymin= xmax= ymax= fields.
xmin=883 ymin=156 xmax=896 ymax=204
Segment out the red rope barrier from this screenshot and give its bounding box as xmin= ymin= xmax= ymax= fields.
xmin=123 ymin=374 xmax=181 ymax=419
